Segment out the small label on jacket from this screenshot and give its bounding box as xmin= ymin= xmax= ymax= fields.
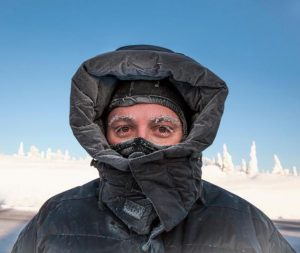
xmin=123 ymin=199 xmax=145 ymax=220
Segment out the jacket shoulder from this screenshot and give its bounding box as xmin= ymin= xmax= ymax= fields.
xmin=201 ymin=180 xmax=276 ymax=226
xmin=202 ymin=180 xmax=259 ymax=213
xmin=197 ymin=180 xmax=296 ymax=252
xmin=45 ymin=178 xmax=99 ymax=203
xmin=34 ymin=179 xmax=130 ymax=239
xmin=12 ymin=179 xmax=99 ymax=253
xmin=34 ymin=178 xmax=101 ymax=227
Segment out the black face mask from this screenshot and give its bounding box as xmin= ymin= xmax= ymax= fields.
xmin=110 ymin=137 xmax=168 ymax=158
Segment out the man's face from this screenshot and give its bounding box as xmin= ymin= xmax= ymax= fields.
xmin=106 ymin=104 xmax=183 ymax=146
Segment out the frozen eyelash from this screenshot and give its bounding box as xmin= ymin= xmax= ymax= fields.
xmin=163 ymin=126 xmax=174 ymax=132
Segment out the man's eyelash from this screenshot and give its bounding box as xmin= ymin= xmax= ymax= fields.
xmin=114 ymin=125 xmax=130 ymax=131
xmin=156 ymin=125 xmax=174 ymax=132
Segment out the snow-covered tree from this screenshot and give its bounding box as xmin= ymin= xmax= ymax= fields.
xmin=247 ymin=141 xmax=258 ymax=176
xmin=241 ymin=159 xmax=247 ymax=173
xmin=64 ymin=150 xmax=70 ymax=160
xmin=55 ymin=149 xmax=63 ymax=160
xmin=217 ymin=153 xmax=223 ymax=169
xmin=46 ymin=148 xmax=52 ymax=160
xmin=293 ymin=166 xmax=298 ymax=176
xmin=222 ymin=144 xmax=234 ymax=173
xmin=211 ymin=157 xmax=216 ymax=165
xmin=27 ymin=145 xmax=40 ymax=158
xmin=272 ymin=154 xmax=284 ymax=175
xmin=18 ymin=142 xmax=25 ymax=156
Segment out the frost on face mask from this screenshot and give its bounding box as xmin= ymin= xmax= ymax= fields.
xmin=111 ymin=137 xmax=168 ymax=158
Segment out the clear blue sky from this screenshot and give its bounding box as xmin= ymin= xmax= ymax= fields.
xmin=0 ymin=0 xmax=299 ymax=171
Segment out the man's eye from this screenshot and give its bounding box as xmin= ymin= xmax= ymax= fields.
xmin=154 ymin=125 xmax=174 ymax=137
xmin=115 ymin=126 xmax=131 ymax=136
xmin=158 ymin=126 xmax=170 ymax=133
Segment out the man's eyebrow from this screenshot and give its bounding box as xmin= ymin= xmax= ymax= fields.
xmin=150 ymin=116 xmax=180 ymax=126
xmin=107 ymin=115 xmax=135 ymax=127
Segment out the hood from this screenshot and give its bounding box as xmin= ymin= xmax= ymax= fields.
xmin=70 ymin=45 xmax=228 ymax=164
xmin=69 ymin=45 xmax=228 ymax=242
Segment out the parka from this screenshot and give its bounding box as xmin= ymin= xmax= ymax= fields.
xmin=11 ymin=45 xmax=296 ymax=253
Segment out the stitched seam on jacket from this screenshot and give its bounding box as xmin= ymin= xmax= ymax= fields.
xmin=50 ymin=194 xmax=97 ymax=202
xmin=167 ymin=243 xmax=254 ymax=250
xmin=205 ymin=205 xmax=273 ymax=225
xmin=205 ymin=205 xmax=250 ymax=214
xmin=47 ymin=233 xmax=132 ymax=241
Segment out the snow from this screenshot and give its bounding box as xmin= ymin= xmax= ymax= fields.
xmin=0 ymin=144 xmax=300 ymax=220
xmin=0 ymin=154 xmax=98 ymax=211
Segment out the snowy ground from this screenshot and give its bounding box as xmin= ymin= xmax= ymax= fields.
xmin=0 ymin=155 xmax=97 ymax=211
xmin=0 ymin=154 xmax=300 ymax=220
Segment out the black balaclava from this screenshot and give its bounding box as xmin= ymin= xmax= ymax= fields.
xmin=107 ymin=79 xmax=189 ymax=139
xmin=110 ymin=137 xmax=168 ymax=159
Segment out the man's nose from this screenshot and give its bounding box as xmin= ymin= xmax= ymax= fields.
xmin=136 ymin=126 xmax=149 ymax=140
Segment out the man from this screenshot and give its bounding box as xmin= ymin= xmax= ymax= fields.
xmin=12 ymin=45 xmax=295 ymax=253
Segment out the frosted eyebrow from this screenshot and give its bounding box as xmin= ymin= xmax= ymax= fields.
xmin=107 ymin=115 xmax=135 ymax=127
xmin=150 ymin=116 xmax=180 ymax=126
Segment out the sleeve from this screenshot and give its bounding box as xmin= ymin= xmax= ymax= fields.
xmin=11 ymin=215 xmax=38 ymax=253
xmin=268 ymin=228 xmax=296 ymax=253
xmin=252 ymin=208 xmax=296 ymax=253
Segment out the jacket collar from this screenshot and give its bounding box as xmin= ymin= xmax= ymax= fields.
xmin=96 ymin=149 xmax=203 ymax=233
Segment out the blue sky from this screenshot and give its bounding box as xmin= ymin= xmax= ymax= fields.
xmin=0 ymin=0 xmax=299 ymax=170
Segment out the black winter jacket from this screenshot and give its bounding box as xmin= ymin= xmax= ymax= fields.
xmin=11 ymin=179 xmax=295 ymax=253
xmin=12 ymin=45 xmax=295 ymax=253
